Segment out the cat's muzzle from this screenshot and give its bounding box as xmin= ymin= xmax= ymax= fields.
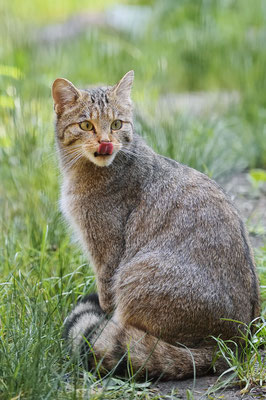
xmin=94 ymin=142 xmax=114 ymax=157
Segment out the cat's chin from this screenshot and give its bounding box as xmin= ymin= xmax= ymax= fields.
xmin=86 ymin=152 xmax=117 ymax=167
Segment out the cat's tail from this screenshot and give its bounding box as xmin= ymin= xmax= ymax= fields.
xmin=64 ymin=294 xmax=216 ymax=380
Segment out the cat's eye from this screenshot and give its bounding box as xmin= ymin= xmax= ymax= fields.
xmin=79 ymin=121 xmax=94 ymax=131
xmin=111 ymin=120 xmax=122 ymax=130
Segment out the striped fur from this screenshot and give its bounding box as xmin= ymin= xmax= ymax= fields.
xmin=52 ymin=71 xmax=260 ymax=380
xmin=64 ymin=293 xmax=105 ymax=349
xmin=65 ymin=294 xmax=215 ymax=379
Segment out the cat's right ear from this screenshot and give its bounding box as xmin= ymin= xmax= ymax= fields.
xmin=52 ymin=78 xmax=81 ymax=114
xmin=111 ymin=70 xmax=134 ymax=102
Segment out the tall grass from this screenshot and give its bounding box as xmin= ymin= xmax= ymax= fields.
xmin=209 ymin=319 xmax=266 ymax=395
xmin=0 ymin=0 xmax=266 ymax=398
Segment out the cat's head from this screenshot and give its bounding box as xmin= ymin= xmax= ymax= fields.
xmin=52 ymin=71 xmax=134 ymax=168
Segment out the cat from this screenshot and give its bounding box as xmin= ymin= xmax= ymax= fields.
xmin=52 ymin=71 xmax=260 ymax=380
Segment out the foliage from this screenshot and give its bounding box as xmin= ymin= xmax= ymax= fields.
xmin=209 ymin=319 xmax=266 ymax=395
xmin=0 ymin=0 xmax=266 ymax=399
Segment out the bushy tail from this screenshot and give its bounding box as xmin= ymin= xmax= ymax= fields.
xmin=64 ymin=294 xmax=215 ymax=380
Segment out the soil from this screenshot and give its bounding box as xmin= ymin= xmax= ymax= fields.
xmin=153 ymin=375 xmax=266 ymax=400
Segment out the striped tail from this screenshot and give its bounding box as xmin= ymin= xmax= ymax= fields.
xmin=64 ymin=294 xmax=216 ymax=380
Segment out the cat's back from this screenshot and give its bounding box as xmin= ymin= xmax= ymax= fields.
xmin=126 ymin=152 xmax=255 ymax=282
xmin=118 ymin=153 xmax=260 ymax=332
xmin=126 ymin=152 xmax=240 ymax=236
xmin=123 ymin=152 xmax=249 ymax=274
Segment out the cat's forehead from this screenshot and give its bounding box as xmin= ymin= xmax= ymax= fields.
xmin=84 ymin=86 xmax=110 ymax=104
xmin=76 ymin=86 xmax=129 ymax=120
xmin=77 ymin=88 xmax=113 ymax=120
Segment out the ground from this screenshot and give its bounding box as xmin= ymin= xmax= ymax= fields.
xmin=154 ymin=374 xmax=266 ymax=400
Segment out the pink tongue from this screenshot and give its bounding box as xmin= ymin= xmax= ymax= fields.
xmin=98 ymin=142 xmax=113 ymax=155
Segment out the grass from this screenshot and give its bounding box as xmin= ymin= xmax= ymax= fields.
xmin=0 ymin=0 xmax=266 ymax=398
xmin=209 ymin=319 xmax=266 ymax=396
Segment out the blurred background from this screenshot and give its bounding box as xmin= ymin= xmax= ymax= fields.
xmin=0 ymin=1 xmax=266 ymax=397
xmin=1 ymin=0 xmax=266 ymax=176
xmin=2 ymin=0 xmax=266 ymax=240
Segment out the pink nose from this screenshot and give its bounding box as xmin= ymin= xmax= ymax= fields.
xmin=98 ymin=142 xmax=113 ymax=155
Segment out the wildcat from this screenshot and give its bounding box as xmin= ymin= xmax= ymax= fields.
xmin=52 ymin=71 xmax=260 ymax=380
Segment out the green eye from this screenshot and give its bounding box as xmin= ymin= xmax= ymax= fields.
xmin=79 ymin=121 xmax=94 ymax=131
xmin=111 ymin=120 xmax=122 ymax=130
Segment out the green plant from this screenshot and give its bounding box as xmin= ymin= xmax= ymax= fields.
xmin=209 ymin=318 xmax=266 ymax=395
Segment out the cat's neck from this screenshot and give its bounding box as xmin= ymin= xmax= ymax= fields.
xmin=60 ymin=134 xmax=157 ymax=194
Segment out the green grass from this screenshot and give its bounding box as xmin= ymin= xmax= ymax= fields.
xmin=0 ymin=0 xmax=266 ymax=398
xmin=212 ymin=319 xmax=266 ymax=394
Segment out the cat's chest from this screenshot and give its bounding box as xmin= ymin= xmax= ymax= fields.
xmin=60 ymin=183 xmax=128 ymax=266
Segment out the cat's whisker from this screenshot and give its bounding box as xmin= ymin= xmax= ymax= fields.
xmin=119 ymin=149 xmax=139 ymax=158
xmin=60 ymin=145 xmax=83 ymax=155
xmin=59 ymin=145 xmax=83 ymax=157
xmin=65 ymin=150 xmax=83 ymax=163
xmin=120 ymin=148 xmax=154 ymax=161
xmin=42 ymin=145 xmax=79 ymax=163
xmin=61 ymin=149 xmax=82 ymax=159
xmin=63 ymin=153 xmax=83 ymax=171
xmin=60 ymin=153 xmax=82 ymax=166
xmin=60 ymin=149 xmax=84 ymax=169
xmin=53 ymin=150 xmax=82 ymax=165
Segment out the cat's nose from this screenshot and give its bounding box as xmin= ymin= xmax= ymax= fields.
xmin=99 ymin=139 xmax=111 ymax=143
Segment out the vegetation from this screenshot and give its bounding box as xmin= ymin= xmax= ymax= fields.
xmin=0 ymin=0 xmax=265 ymax=398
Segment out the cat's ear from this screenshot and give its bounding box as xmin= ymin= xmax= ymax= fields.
xmin=111 ymin=70 xmax=134 ymax=101
xmin=52 ymin=78 xmax=81 ymax=114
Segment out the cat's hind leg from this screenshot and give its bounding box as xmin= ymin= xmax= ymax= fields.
xmin=65 ymin=304 xmax=215 ymax=380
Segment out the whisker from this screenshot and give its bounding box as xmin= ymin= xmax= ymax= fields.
xmin=120 ymin=148 xmax=154 ymax=161
xmin=57 ymin=145 xmax=85 ymax=169
xmin=60 ymin=152 xmax=82 ymax=165
xmin=63 ymin=153 xmax=83 ymax=171
xmin=60 ymin=150 xmax=81 ymax=157
xmin=42 ymin=146 xmax=83 ymax=167
xmin=47 ymin=146 xmax=82 ymax=162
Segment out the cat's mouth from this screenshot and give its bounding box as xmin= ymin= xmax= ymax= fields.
xmin=94 ymin=142 xmax=114 ymax=157
xmin=94 ymin=152 xmax=111 ymax=158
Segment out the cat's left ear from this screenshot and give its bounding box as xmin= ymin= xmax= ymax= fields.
xmin=111 ymin=70 xmax=134 ymax=101
xmin=52 ymin=78 xmax=81 ymax=114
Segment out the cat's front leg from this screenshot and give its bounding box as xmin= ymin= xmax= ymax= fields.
xmin=96 ymin=273 xmax=115 ymax=314
xmin=92 ymin=237 xmax=125 ymax=314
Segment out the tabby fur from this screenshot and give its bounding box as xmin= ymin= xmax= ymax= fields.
xmin=52 ymin=71 xmax=260 ymax=380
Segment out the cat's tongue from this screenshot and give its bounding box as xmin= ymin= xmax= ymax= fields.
xmin=98 ymin=142 xmax=113 ymax=155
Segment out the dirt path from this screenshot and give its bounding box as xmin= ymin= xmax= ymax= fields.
xmin=153 ymin=375 xmax=266 ymax=399
xmin=153 ymin=172 xmax=266 ymax=399
xmin=222 ymin=172 xmax=266 ymax=249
